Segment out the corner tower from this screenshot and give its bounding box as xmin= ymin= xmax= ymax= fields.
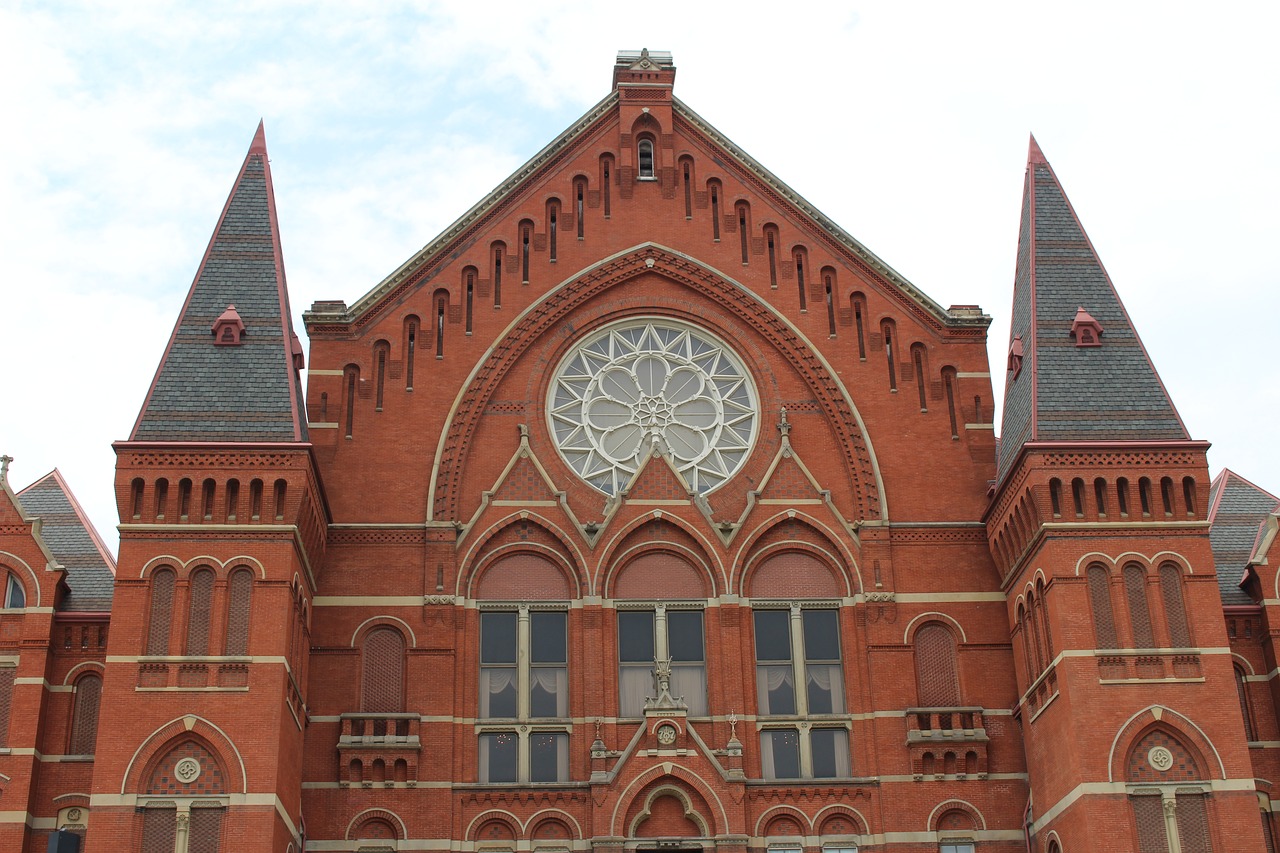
xmin=93 ymin=124 xmax=325 ymax=851
xmin=988 ymin=137 xmax=1262 ymax=851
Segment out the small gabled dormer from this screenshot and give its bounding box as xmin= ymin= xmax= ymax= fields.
xmin=1070 ymin=307 xmax=1103 ymax=347
xmin=212 ymin=304 xmax=246 ymax=346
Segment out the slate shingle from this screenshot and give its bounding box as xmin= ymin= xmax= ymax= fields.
xmin=16 ymin=472 xmax=115 ymax=612
xmin=1208 ymin=471 xmax=1279 ymax=606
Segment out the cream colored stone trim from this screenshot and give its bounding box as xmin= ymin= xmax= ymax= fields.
xmin=105 ymin=655 xmax=285 ymax=665
xmin=490 ymin=500 xmax=560 ymax=507
xmin=964 ymin=423 xmax=995 ymax=430
xmin=894 ymin=592 xmax=1006 ymax=603
xmin=307 ymin=369 xmax=345 ymax=376
xmin=956 ymin=372 xmax=991 ymax=378
xmin=307 ymin=422 xmax=339 ymax=429
xmin=0 ymin=811 xmax=30 ymax=825
xmin=1031 ymin=778 xmax=1257 ymax=833
xmin=314 ymin=595 xmax=424 ymax=606
xmin=89 ymin=792 xmax=300 ymax=838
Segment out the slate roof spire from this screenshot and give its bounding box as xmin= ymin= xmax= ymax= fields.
xmin=996 ymin=135 xmax=1188 ymax=481
xmin=130 ymin=122 xmax=308 ymax=443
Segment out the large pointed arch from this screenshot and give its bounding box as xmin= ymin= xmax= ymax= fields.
xmin=429 ymin=243 xmax=884 ymax=523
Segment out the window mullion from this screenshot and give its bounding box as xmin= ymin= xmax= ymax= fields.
xmin=655 ymin=605 xmax=669 ymax=662
xmin=517 ymin=606 xmax=531 ymax=720
xmin=789 ymin=605 xmax=807 ymax=717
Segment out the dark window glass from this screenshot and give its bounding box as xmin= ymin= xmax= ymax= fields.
xmin=810 ymin=728 xmax=847 ymax=777
xmin=754 ymin=609 xmax=791 ymax=660
xmin=481 ymin=612 xmax=517 ymax=663
xmin=481 ymin=732 xmax=518 ymax=783
xmin=619 ymin=611 xmax=655 ymax=662
xmin=765 ymin=729 xmax=801 ymax=778
xmin=668 ymin=610 xmax=704 ymax=662
xmin=529 ymin=732 xmax=566 ymax=782
xmin=531 ymin=611 xmax=566 ymax=663
xmin=803 ymin=610 xmax=840 ymax=660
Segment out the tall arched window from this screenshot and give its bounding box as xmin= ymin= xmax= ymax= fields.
xmin=185 ymin=569 xmax=215 ymax=656
xmin=146 ymin=569 xmax=176 ymax=656
xmin=1159 ymin=563 xmax=1190 ymax=647
xmin=225 ymin=569 xmax=254 ymax=657
xmin=1087 ymin=565 xmax=1118 ymax=649
xmin=942 ymin=367 xmax=959 ymax=438
xmin=343 ymin=364 xmax=359 ymax=439
xmin=1124 ymin=564 xmax=1155 ymax=648
xmin=1236 ymin=666 xmax=1255 ymax=741
xmin=882 ymin=320 xmax=897 ymax=391
xmin=404 ymin=314 xmax=419 ymax=391
xmin=373 ymin=340 xmax=389 ymax=411
xmin=68 ymin=672 xmax=102 ymax=755
xmin=361 ymin=627 xmax=406 ymax=713
xmin=1035 ymin=578 xmax=1053 ymax=661
xmin=914 ymin=623 xmax=961 ymax=707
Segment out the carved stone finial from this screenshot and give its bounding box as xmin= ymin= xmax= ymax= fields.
xmin=644 ymin=657 xmax=687 ymax=711
xmin=728 ymin=710 xmax=738 ymax=739
xmin=778 ymin=407 xmax=791 ymax=438
xmin=518 ymin=423 xmax=530 ymax=440
xmin=0 ymin=455 xmax=11 ymax=483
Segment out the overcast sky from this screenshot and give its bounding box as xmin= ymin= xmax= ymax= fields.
xmin=2 ymin=1 xmax=1277 ymax=555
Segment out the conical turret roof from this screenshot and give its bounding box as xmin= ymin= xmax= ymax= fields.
xmin=997 ymin=136 xmax=1187 ymax=481
xmin=130 ymin=123 xmax=307 ymax=443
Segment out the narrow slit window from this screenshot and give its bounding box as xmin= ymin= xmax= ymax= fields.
xmin=405 ymin=318 xmax=417 ymax=391
xmin=548 ymin=203 xmax=558 ymax=262
xmin=155 ymin=478 xmax=168 ymax=520
xmin=436 ymin=295 xmax=446 ymax=358
xmin=1160 ymin=477 xmax=1174 ymax=516
xmin=344 ymin=366 xmax=358 ymax=439
xmin=273 ymin=478 xmax=286 ymax=520
xmin=250 ymin=478 xmax=262 ymax=519
xmin=1139 ymin=478 xmax=1152 ymax=516
xmin=575 ymin=180 xmax=586 ymax=238
xmin=826 ymin=275 xmax=837 ymax=338
xmin=738 ymin=204 xmax=749 ymax=264
xmin=201 ymin=479 xmax=215 ymax=520
xmin=795 ymin=250 xmax=808 ymax=310
xmin=1072 ymin=478 xmax=1085 ymax=517
xmin=1117 ymin=478 xmax=1130 ymax=516
xmin=710 ymin=184 xmax=721 ymax=240
xmin=1049 ymin=478 xmax=1062 ymax=517
xmin=766 ymin=230 xmax=778 ymax=288
xmin=493 ymin=247 xmax=503 ymax=307
xmin=178 ymin=478 xmax=191 ymax=520
xmin=226 ymin=479 xmax=239 ymax=521
xmin=602 ymin=158 xmax=611 ymax=217
xmin=375 ymin=343 xmax=387 ymax=411
xmin=1094 ymin=478 xmax=1108 ymax=517
xmin=854 ymin=297 xmax=867 ymax=359
xmin=943 ymin=369 xmax=959 ymax=438
xmin=682 ymin=162 xmax=692 ymax=218
xmin=465 ymin=271 xmax=474 ymax=334
xmin=1182 ymin=476 xmax=1196 ymax=516
xmin=131 ymin=478 xmax=144 ymax=518
xmin=912 ymin=346 xmax=926 ymax=410
xmin=883 ymin=323 xmax=897 ymax=390
xmin=521 ymin=225 xmax=531 ymax=284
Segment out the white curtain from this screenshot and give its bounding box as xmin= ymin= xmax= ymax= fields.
xmin=530 ymin=667 xmax=567 ymax=717
xmin=479 ymin=668 xmax=516 ymax=718
xmin=671 ymin=664 xmax=707 ymax=715
xmin=806 ymin=664 xmax=845 ymax=713
xmin=619 ymin=665 xmax=650 ymax=716
xmin=759 ymin=731 xmax=776 ymax=778
xmin=757 ymin=665 xmax=795 ymax=715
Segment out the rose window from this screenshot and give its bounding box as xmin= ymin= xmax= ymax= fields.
xmin=548 ymin=319 xmax=758 ymax=495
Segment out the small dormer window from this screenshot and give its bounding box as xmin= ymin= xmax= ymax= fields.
xmin=637 ymin=139 xmax=655 ymax=179
xmin=1070 ymin=306 xmax=1103 ymax=347
xmin=5 ymin=574 xmax=25 ymax=609
xmin=212 ymin=304 xmax=246 ymax=346
xmin=1007 ymin=334 xmax=1025 ymax=379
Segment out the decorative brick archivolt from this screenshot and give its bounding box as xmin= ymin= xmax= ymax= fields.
xmin=903 ymin=613 xmax=968 ymax=645
xmin=122 ymin=716 xmax=246 ymax=795
xmin=610 ymin=764 xmax=727 ymax=838
xmin=1071 ymin=551 xmax=1195 ymax=577
xmin=346 ymin=808 xmax=407 ymax=841
xmin=627 ymin=783 xmax=711 ymax=838
xmin=926 ymin=799 xmax=985 ymax=832
xmin=349 ymin=616 xmax=417 ymax=649
xmin=738 ymin=531 xmax=855 ymax=599
xmin=429 ymin=245 xmax=882 ymax=525
xmin=462 ymin=516 xmax=585 ymax=599
xmin=734 ymin=512 xmax=858 ymax=594
xmin=62 ymin=660 xmax=105 ymax=684
xmin=1107 ymin=706 xmax=1225 ymax=782
xmin=597 ymin=513 xmax=725 ymax=598
xmin=137 ymin=553 xmax=266 ymax=580
xmin=812 ymin=804 xmax=868 ymax=837
xmin=527 ymin=810 xmax=583 ymax=840
xmin=467 ymin=810 xmax=521 ymax=841
xmin=753 ymin=805 xmax=812 ymax=836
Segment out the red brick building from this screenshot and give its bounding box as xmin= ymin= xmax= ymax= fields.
xmin=2 ymin=49 xmax=1278 ymax=852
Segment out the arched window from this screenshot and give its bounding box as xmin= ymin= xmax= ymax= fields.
xmin=1124 ymin=564 xmax=1155 ymax=648
xmin=547 ymin=199 xmax=559 ymax=262
xmin=911 ymin=344 xmax=927 ymax=410
xmin=146 ymin=569 xmax=176 ymax=656
xmin=914 ymin=623 xmax=961 ymax=707
xmin=680 ymin=158 xmax=693 ymax=219
xmin=463 ymin=268 xmax=476 ymax=334
xmin=1087 ymin=565 xmax=1118 ymax=649
xmin=575 ymin=176 xmax=588 ymax=236
xmin=1049 ymin=478 xmax=1062 ymax=517
xmin=763 ymin=225 xmax=780 ymax=288
xmin=434 ymin=289 xmax=449 ymax=358
xmin=600 ymin=155 xmax=613 ymax=217
xmin=185 ymin=569 xmax=215 ymax=656
xmin=68 ymin=672 xmax=102 ymax=755
xmin=4 ymin=573 xmax=25 ymax=609
xmin=708 ymin=180 xmax=722 ymax=240
xmin=736 ymin=202 xmax=750 ymax=265
xmin=794 ymin=247 xmax=809 ymax=311
xmin=178 ymin=478 xmax=191 ymax=519
xmin=1071 ymin=478 xmax=1086 ymax=517
xmin=637 ymin=138 xmax=655 ymax=178
xmin=852 ymin=293 xmax=868 ymax=359
xmin=1035 ymin=578 xmax=1053 ymax=661
xmin=1183 ymin=476 xmax=1198 ymax=517
xmin=225 ymin=569 xmax=254 ymax=657
xmin=1016 ymin=603 xmax=1034 ymax=681
xmin=361 ymin=627 xmax=406 ymax=713
xmin=1094 ymin=477 xmax=1108 ymax=517
xmin=1161 ymin=477 xmax=1175 ymax=516
xmin=1116 ymin=477 xmax=1130 ymax=516
xmin=273 ymin=478 xmax=287 ymax=520
xmin=1027 ymin=592 xmax=1045 ymax=673
xmin=225 ymin=478 xmax=240 ymax=521
xmin=1139 ymin=477 xmax=1153 ymax=516
xmin=882 ymin=320 xmax=897 ymax=391
xmin=343 ymin=364 xmax=359 ymax=439
xmin=154 ymin=478 xmax=169 ymax=520
xmin=404 ymin=315 xmax=419 ymax=391
xmin=824 ymin=268 xmax=838 ymax=339
xmin=1159 ymin=563 xmax=1190 ymax=647
xmin=201 ymin=478 xmax=215 ymax=520
xmin=520 ymin=220 xmax=532 ymax=283
xmin=942 ymin=367 xmax=959 ymax=438
xmin=492 ymin=242 xmax=505 ymax=308
xmin=373 ymin=340 xmax=389 ymax=411
xmin=131 ymin=477 xmax=145 ymax=518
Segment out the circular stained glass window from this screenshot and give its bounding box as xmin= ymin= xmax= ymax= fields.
xmin=547 ymin=319 xmax=758 ymax=495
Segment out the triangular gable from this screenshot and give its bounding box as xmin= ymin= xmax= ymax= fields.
xmin=488 ymin=454 xmax=561 ymax=505
xmin=621 ymin=449 xmax=693 ymax=503
xmin=307 ymin=61 xmax=985 ymax=340
xmin=132 ymin=122 xmax=307 ymax=443
xmin=16 ymin=469 xmax=116 ymax=611
xmin=997 ymin=136 xmax=1188 ymax=481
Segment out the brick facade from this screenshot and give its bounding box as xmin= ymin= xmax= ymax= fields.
xmin=1 ymin=49 xmax=1275 ymax=852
